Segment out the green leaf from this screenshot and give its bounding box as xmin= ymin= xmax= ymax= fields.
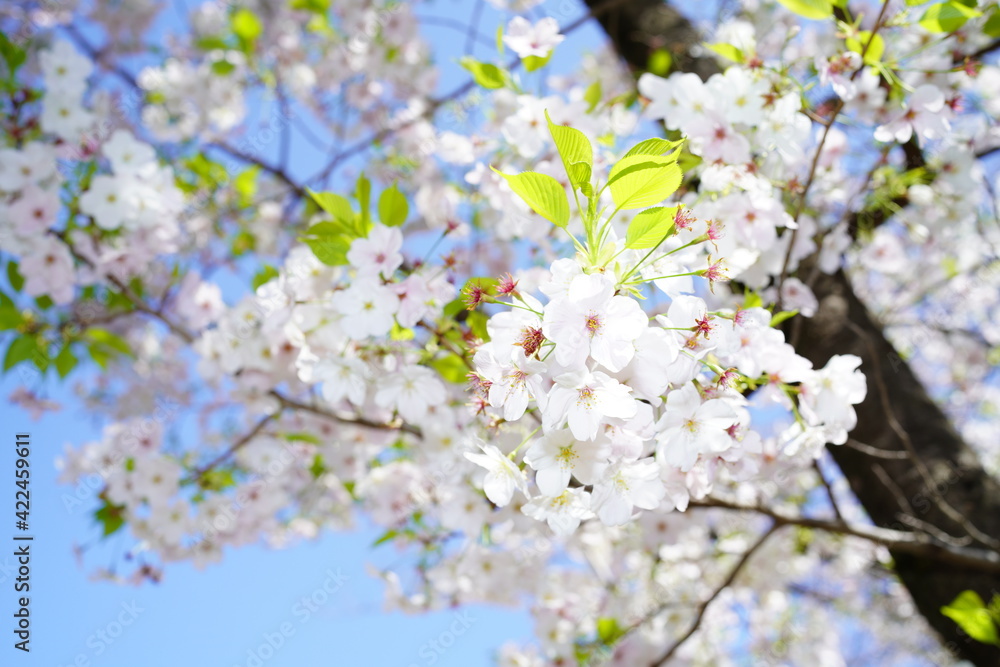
xmin=390 ymin=322 xmax=414 ymax=341
xmin=356 ymin=172 xmax=371 ymax=226
xmin=490 ymin=168 xmax=570 ymax=228
xmin=0 ymin=305 xmax=23 ymax=331
xmin=431 ymin=353 xmax=471 ymax=384
xmin=705 ymin=42 xmax=744 ymax=63
xmin=776 ymin=0 xmax=834 ymax=20
xmin=378 ymin=184 xmax=409 ymax=227
xmin=291 ymin=0 xmax=330 ymax=12
xmin=0 ymin=32 xmax=26 ymax=75
xmin=231 ymin=8 xmax=263 ymax=48
xmin=647 ymin=49 xmax=672 ymax=76
xmin=53 ymin=344 xmax=77 ymax=379
xmin=7 ymin=261 xmax=24 ymax=292
xmin=372 ymin=529 xmax=400 ymax=547
xmin=625 ymin=206 xmax=680 ymax=249
xmin=623 ymin=138 xmax=684 ymax=159
xmin=846 ymin=31 xmax=886 ymax=65
xmin=282 ymin=431 xmax=323 ymax=444
xmin=301 ymin=222 xmax=353 ymax=266
xmin=94 ymin=499 xmax=126 ymax=537
xmin=770 ymin=310 xmax=799 ymax=326
xmin=608 ymin=155 xmax=683 ymax=210
xmin=309 ymin=454 xmax=326 ymax=478
xmin=545 ymin=110 xmax=593 ymax=192
xmin=941 ymin=591 xmax=1000 ymax=646
xmin=84 ymin=328 xmax=133 ymax=356
xmin=906 ymin=0 xmax=933 ymax=5
xmin=211 ymin=60 xmax=236 ymax=76
xmin=252 ymin=265 xmax=279 ymax=290
xmin=200 ymin=468 xmax=237 ymax=491
xmin=985 ymin=9 xmax=1000 ymax=38
xmin=918 ymin=1 xmax=981 ymax=32
xmin=233 ymin=166 xmax=259 ymax=207
xmin=307 ymin=188 xmax=354 ymax=223
xmin=3 ymin=335 xmax=37 ymax=372
xmin=596 ymin=617 xmax=625 ymax=644
xmin=523 ymin=50 xmax=554 ymax=72
xmin=459 ymin=57 xmax=507 ymax=89
xmin=584 ymin=81 xmax=602 ymax=112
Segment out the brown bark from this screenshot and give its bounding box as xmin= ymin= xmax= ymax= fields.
xmin=584 ymin=0 xmax=1000 ymax=663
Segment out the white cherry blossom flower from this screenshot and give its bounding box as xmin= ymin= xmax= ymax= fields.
xmin=464 ymin=441 xmax=528 ymax=507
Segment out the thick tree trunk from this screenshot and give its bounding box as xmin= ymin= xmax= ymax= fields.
xmin=584 ymin=0 xmax=1000 ymax=663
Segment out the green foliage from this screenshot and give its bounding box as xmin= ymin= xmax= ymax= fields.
xmin=623 ymin=137 xmax=684 ymax=159
xmin=490 ymin=168 xmax=570 ymax=228
xmin=378 ymin=183 xmax=409 ymax=227
xmin=430 ymin=353 xmax=471 ymax=384
xmin=53 ymin=344 xmax=77 ymax=379
xmin=846 ymin=31 xmax=886 ymax=65
xmin=94 ymin=499 xmax=127 ymax=537
xmin=231 ymin=8 xmax=263 ymax=51
xmin=941 ymin=591 xmax=1000 ymax=646
xmin=3 ymin=334 xmax=41 ymax=372
xmin=770 ymin=310 xmax=799 ymax=326
xmin=301 ymin=222 xmax=354 ymax=266
xmin=545 ymin=110 xmax=593 ymax=192
xmin=252 ymin=265 xmax=279 ymax=290
xmin=233 ymin=166 xmax=259 ymax=207
xmin=776 ymin=0 xmax=834 ymax=20
xmin=7 ymin=261 xmax=25 ymax=292
xmin=607 ymin=155 xmax=683 ymax=210
xmin=0 ymin=32 xmax=26 ymax=89
xmin=646 ymin=49 xmax=672 ymax=76
xmin=523 ymin=51 xmax=553 ymax=72
xmin=705 ymin=42 xmax=745 ymax=63
xmin=918 ymin=1 xmax=981 ymax=32
xmin=625 ymin=206 xmax=679 ymax=249
xmin=583 ymin=81 xmax=602 ymax=112
xmin=459 ymin=57 xmax=507 ymax=89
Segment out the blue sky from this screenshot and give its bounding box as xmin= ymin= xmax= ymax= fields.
xmin=0 ymin=2 xmax=613 ymax=666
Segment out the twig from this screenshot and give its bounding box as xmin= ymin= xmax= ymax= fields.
xmin=651 ymin=525 xmax=778 ymax=665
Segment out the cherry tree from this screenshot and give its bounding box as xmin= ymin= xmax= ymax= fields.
xmin=2 ymin=0 xmax=1000 ymax=663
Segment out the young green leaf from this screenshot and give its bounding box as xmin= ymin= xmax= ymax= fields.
xmin=776 ymin=0 xmax=834 ymax=20
xmin=307 ymin=188 xmax=354 ymax=223
xmin=3 ymin=335 xmax=37 ymax=372
xmin=607 ymin=155 xmax=683 ymax=210
xmin=300 ymin=222 xmax=354 ymax=266
xmin=459 ymin=57 xmax=507 ymax=89
xmin=918 ymin=1 xmax=981 ymax=33
xmin=84 ymin=329 xmax=133 ymax=356
xmin=845 ymin=31 xmax=886 ymax=65
xmin=356 ymin=172 xmax=371 ymax=224
xmin=523 ymin=50 xmax=553 ymax=72
xmin=941 ymin=591 xmax=1000 ymax=646
xmin=625 ymin=205 xmax=679 ymax=249
xmin=545 ymin=110 xmax=593 ymax=191
xmin=231 ymin=8 xmax=263 ymax=48
xmin=54 ymin=344 xmax=77 ymax=379
xmin=430 ymin=353 xmax=471 ymax=384
xmin=623 ymin=137 xmax=684 ymax=159
xmin=584 ymin=81 xmax=602 ymax=112
xmin=705 ymin=42 xmax=744 ymax=63
xmin=770 ymin=310 xmax=799 ymax=326
xmin=378 ymin=184 xmax=409 ymax=227
xmin=490 ymin=168 xmax=570 ymax=228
